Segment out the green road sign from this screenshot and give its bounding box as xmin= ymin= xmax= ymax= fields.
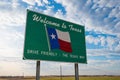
xmin=23 ymin=10 xmax=87 ymax=63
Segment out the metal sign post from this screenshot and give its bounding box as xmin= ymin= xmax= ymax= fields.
xmin=36 ymin=61 xmax=40 ymax=80
xmin=75 ymin=63 xmax=79 ymax=80
xmin=60 ymin=65 xmax=62 ymax=80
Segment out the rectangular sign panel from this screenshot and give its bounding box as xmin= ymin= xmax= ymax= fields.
xmin=23 ymin=10 xmax=87 ymax=63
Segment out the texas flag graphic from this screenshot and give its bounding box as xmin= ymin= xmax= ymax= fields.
xmin=47 ymin=27 xmax=72 ymax=53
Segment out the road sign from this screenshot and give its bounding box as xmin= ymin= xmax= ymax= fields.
xmin=23 ymin=10 xmax=87 ymax=63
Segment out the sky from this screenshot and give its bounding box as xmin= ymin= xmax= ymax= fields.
xmin=0 ymin=0 xmax=120 ymax=76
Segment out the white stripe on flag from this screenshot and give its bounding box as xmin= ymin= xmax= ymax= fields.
xmin=56 ymin=29 xmax=71 ymax=42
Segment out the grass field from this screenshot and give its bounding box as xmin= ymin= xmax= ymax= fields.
xmin=0 ymin=76 xmax=120 ymax=80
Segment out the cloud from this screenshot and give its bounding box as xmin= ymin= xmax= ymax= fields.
xmin=11 ymin=0 xmax=20 ymax=8
xmin=43 ymin=5 xmax=55 ymax=15
xmin=54 ymin=9 xmax=65 ymax=19
xmin=22 ymin=0 xmax=36 ymax=6
xmin=86 ymin=33 xmax=120 ymax=53
xmin=0 ymin=2 xmax=25 ymax=27
xmin=0 ymin=11 xmax=25 ymax=28
xmin=109 ymin=7 xmax=120 ymax=18
xmin=43 ymin=0 xmax=49 ymax=4
xmin=87 ymin=49 xmax=120 ymax=61
xmin=115 ymin=41 xmax=120 ymax=53
xmin=22 ymin=0 xmax=49 ymax=6
xmin=86 ymin=35 xmax=100 ymax=45
xmin=114 ymin=22 xmax=120 ymax=32
xmin=55 ymin=0 xmax=120 ymax=36
xmin=81 ymin=48 xmax=120 ymax=75
xmin=0 ymin=16 xmax=24 ymax=57
xmin=0 ymin=0 xmax=25 ymax=58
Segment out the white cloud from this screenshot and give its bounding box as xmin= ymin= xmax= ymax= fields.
xmin=43 ymin=5 xmax=55 ymax=15
xmin=106 ymin=36 xmax=115 ymax=49
xmin=100 ymin=36 xmax=106 ymax=46
xmin=97 ymin=0 xmax=108 ymax=8
xmin=86 ymin=35 xmax=100 ymax=45
xmin=87 ymin=48 xmax=120 ymax=58
xmin=86 ymin=34 xmax=120 ymax=52
xmin=43 ymin=0 xmax=49 ymax=4
xmin=0 ymin=11 xmax=25 ymax=27
xmin=114 ymin=22 xmax=120 ymax=32
xmin=0 ymin=1 xmax=11 ymax=8
xmin=106 ymin=0 xmax=120 ymax=8
xmin=87 ymin=49 xmax=107 ymax=57
xmin=54 ymin=9 xmax=64 ymax=19
xmin=22 ymin=0 xmax=49 ymax=7
xmin=0 ymin=1 xmax=26 ymax=27
xmin=79 ymin=58 xmax=120 ymax=75
xmin=115 ymin=41 xmax=120 ymax=53
xmin=0 ymin=28 xmax=23 ymax=57
xmin=35 ymin=0 xmax=43 ymax=6
xmin=0 ymin=0 xmax=26 ymax=59
xmin=109 ymin=7 xmax=120 ymax=18
xmin=93 ymin=0 xmax=120 ymax=8
xmin=11 ymin=0 xmax=20 ymax=8
xmin=22 ymin=0 xmax=36 ymax=5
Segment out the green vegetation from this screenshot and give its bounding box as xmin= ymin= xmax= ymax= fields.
xmin=0 ymin=76 xmax=120 ymax=80
xmin=40 ymin=76 xmax=120 ymax=80
xmin=80 ymin=76 xmax=120 ymax=80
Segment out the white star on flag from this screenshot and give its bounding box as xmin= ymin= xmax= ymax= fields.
xmin=50 ymin=33 xmax=56 ymax=39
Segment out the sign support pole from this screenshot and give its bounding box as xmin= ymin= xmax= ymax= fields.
xmin=60 ymin=65 xmax=62 ymax=80
xmin=75 ymin=63 xmax=79 ymax=80
xmin=36 ymin=61 xmax=40 ymax=80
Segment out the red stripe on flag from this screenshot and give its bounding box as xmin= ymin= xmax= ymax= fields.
xmin=58 ymin=39 xmax=72 ymax=53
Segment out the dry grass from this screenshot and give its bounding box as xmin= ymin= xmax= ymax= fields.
xmin=0 ymin=76 xmax=120 ymax=80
